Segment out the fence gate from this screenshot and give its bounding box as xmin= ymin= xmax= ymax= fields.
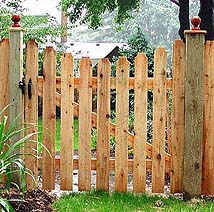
xmin=1 ymin=17 xmax=214 ymax=198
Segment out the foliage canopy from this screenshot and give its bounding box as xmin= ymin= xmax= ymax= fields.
xmin=61 ymin=0 xmax=141 ymax=29
xmin=0 ymin=0 xmax=65 ymax=46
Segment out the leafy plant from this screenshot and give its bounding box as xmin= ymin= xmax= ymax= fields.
xmin=0 ymin=198 xmax=15 ymax=212
xmin=0 ymin=105 xmax=40 ymax=212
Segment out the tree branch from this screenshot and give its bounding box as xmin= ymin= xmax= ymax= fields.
xmin=170 ymin=0 xmax=180 ymax=6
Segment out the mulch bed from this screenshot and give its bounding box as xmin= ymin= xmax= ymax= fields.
xmin=1 ymin=189 xmax=56 ymax=212
xmin=2 ymin=186 xmax=214 ymax=211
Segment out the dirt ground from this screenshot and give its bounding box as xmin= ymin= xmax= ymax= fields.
xmin=3 ymin=169 xmax=214 ymax=211
xmin=2 ymin=189 xmax=56 ymax=212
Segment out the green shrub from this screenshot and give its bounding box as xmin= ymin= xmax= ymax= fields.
xmin=0 ymin=105 xmax=40 ymax=211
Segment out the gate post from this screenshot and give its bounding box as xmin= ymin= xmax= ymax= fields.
xmin=9 ymin=15 xmax=24 ymax=184
xmin=183 ymin=17 xmax=206 ymax=200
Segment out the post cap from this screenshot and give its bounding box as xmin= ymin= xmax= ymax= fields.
xmin=11 ymin=14 xmax=21 ymax=27
xmin=184 ymin=16 xmax=206 ymax=35
xmin=191 ymin=16 xmax=201 ymax=30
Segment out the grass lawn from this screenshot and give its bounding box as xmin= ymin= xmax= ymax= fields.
xmin=53 ymin=190 xmax=214 ymax=212
xmin=38 ymin=118 xmax=96 ymax=152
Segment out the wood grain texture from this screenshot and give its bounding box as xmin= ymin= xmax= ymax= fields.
xmin=170 ymin=40 xmax=185 ymax=193
xmin=115 ymin=57 xmax=129 ymax=192
xmin=38 ymin=76 xmax=173 ymax=90
xmin=0 ymin=39 xmax=9 ymax=112
xmin=183 ymin=33 xmax=205 ymax=199
xmin=24 ymin=40 xmax=38 ymax=189
xmin=54 ymin=158 xmax=171 ymax=173
xmin=60 ymin=53 xmax=74 ymax=190
xmin=152 ymin=47 xmax=167 ymax=193
xmin=9 ymin=28 xmax=24 ymax=185
xmin=9 ymin=29 xmax=24 ymax=135
xmin=78 ymin=57 xmax=92 ymax=191
xmin=133 ymin=53 xmax=147 ymax=193
xmin=0 ymin=39 xmax=10 ymax=185
xmin=37 ymin=83 xmax=171 ymax=162
xmin=96 ymin=58 xmax=111 ymax=190
xmin=202 ymin=41 xmax=214 ymax=194
xmin=42 ymin=47 xmax=56 ymax=190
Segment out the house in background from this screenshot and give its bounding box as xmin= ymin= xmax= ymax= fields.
xmin=22 ymin=0 xmax=127 ymax=67
xmin=66 ymin=42 xmax=127 ymax=68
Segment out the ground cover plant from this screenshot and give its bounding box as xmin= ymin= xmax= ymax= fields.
xmin=53 ymin=190 xmax=214 ymax=212
xmin=0 ymin=105 xmax=37 ymax=211
xmin=0 ymin=105 xmax=55 ymax=212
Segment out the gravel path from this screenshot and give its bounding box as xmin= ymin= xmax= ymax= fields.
xmin=43 ymin=170 xmax=171 ymax=198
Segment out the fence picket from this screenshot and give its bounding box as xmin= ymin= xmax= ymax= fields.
xmin=133 ymin=53 xmax=148 ymax=193
xmin=24 ymin=40 xmax=38 ymax=189
xmin=38 ymin=85 xmax=171 ymax=163
xmin=0 ymin=39 xmax=9 ymax=111
xmin=115 ymin=57 xmax=129 ymax=192
xmin=0 ymin=39 xmax=9 ymax=185
xmin=42 ymin=47 xmax=56 ymax=190
xmin=60 ymin=53 xmax=74 ymax=190
xmin=202 ymin=41 xmax=214 ymax=194
xmin=4 ymin=31 xmax=214 ymax=195
xmin=96 ymin=58 xmax=111 ymax=190
xmin=79 ymin=57 xmax=92 ymax=191
xmin=152 ymin=47 xmax=167 ymax=193
xmin=171 ymin=40 xmax=185 ymax=193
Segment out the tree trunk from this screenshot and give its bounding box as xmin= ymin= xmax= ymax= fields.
xmin=198 ymin=0 xmax=214 ymax=40
xmin=178 ymin=0 xmax=190 ymax=40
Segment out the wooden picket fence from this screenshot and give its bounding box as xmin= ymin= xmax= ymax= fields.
xmin=1 ymin=37 xmax=214 ymax=195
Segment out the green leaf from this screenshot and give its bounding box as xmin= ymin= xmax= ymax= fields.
xmin=0 ymin=198 xmax=15 ymax=212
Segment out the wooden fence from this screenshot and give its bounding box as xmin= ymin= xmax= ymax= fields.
xmin=1 ymin=31 xmax=214 ymax=195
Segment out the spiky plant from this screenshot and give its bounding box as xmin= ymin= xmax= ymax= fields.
xmin=0 ymin=105 xmax=39 ymax=212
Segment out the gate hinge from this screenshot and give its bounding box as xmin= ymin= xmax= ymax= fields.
xmin=28 ymin=78 xmax=32 ymax=99
xmin=19 ymin=77 xmax=25 ymax=95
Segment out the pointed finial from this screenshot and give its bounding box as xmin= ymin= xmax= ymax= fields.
xmin=11 ymin=14 xmax=21 ymax=27
xmin=191 ymin=16 xmax=201 ymax=30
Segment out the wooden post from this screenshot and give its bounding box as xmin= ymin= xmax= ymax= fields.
xmin=9 ymin=15 xmax=24 ymax=185
xmin=183 ymin=16 xmax=206 ymax=200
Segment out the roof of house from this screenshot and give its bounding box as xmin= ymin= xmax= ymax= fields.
xmin=66 ymin=42 xmax=127 ymax=59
